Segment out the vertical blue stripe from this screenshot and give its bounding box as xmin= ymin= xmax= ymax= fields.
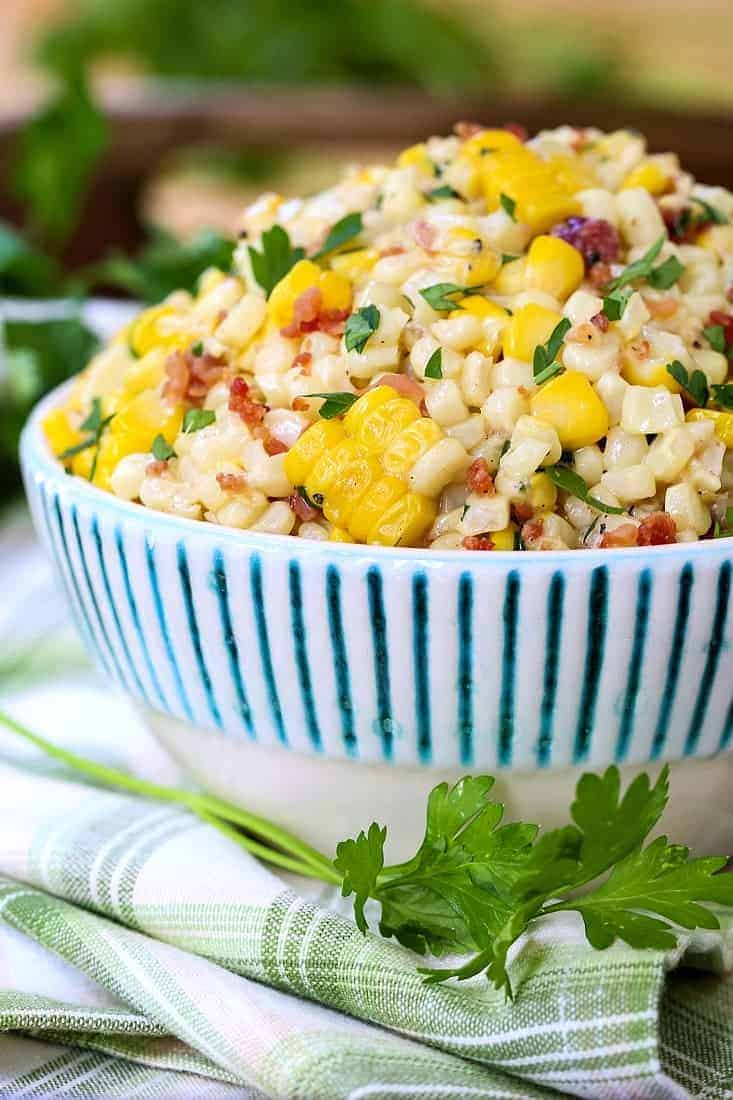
xmin=145 ymin=538 xmax=194 ymax=723
xmin=288 ymin=561 xmax=322 ymax=752
xmin=412 ymin=572 xmax=431 ymax=763
xmin=457 ymin=573 xmax=473 ymax=766
xmin=177 ymin=543 xmax=222 ymax=730
xmin=70 ymin=505 xmax=128 ymax=688
xmin=719 ymin=697 xmax=733 ymax=752
xmin=91 ymin=519 xmax=150 ymax=704
xmin=250 ymin=554 xmax=286 ymax=744
xmin=367 ymin=567 xmax=393 ymax=760
xmin=40 ymin=485 xmax=101 ymax=665
xmin=651 ymin=563 xmax=693 ymax=760
xmin=498 ymin=571 xmax=520 ymax=767
xmin=326 ymin=566 xmax=356 ymax=757
xmin=537 ymin=572 xmax=565 ymax=767
xmin=115 ymin=527 xmax=168 ymax=711
xmin=615 ymin=569 xmax=653 ymax=763
xmin=211 ymin=550 xmax=254 ymax=737
xmin=573 ymin=565 xmax=609 ymax=763
xmin=685 ymin=561 xmax=731 ymax=757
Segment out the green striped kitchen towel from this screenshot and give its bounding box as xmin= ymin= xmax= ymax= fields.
xmin=0 ymin=740 xmax=731 ymax=1100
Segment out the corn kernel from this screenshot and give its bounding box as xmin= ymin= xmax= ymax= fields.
xmin=283 ymin=419 xmax=346 ymax=485
xmin=129 ymin=305 xmax=188 ymax=358
xmin=43 ymin=408 xmax=81 ymax=458
xmin=525 ymin=235 xmax=584 ymax=301
xmin=503 ymin=303 xmax=564 ymax=362
xmin=350 ymin=396 xmax=420 ymax=454
xmin=687 ymin=408 xmax=733 ymax=448
xmin=526 ymin=472 xmax=558 ymax=512
xmin=328 ymin=526 xmax=351 ymax=542
xmin=491 ymin=523 xmax=518 ymax=551
xmin=305 ymin=438 xmax=363 ymax=500
xmin=319 ymin=270 xmax=352 ymax=312
xmin=621 ymin=161 xmax=670 ymax=195
xmin=321 ymin=452 xmax=383 ymax=527
xmin=530 ymin=370 xmax=609 ymax=449
xmin=397 ymin=143 xmax=434 ymax=174
xmin=367 ymin=492 xmax=436 ymax=547
xmin=382 ymin=417 xmax=443 ymax=478
xmin=267 ymin=259 xmax=321 ymax=329
xmin=491 ymin=256 xmax=528 ymax=295
xmin=329 ymin=248 xmax=378 ymax=280
xmin=349 ymin=476 xmax=407 ymax=542
xmin=621 ymin=350 xmax=683 ymax=393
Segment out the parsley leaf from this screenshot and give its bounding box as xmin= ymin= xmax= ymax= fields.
xmin=58 ymin=395 xmax=115 ymax=481
xmin=424 ymin=348 xmax=443 ymax=379
xmin=691 ymin=196 xmax=729 ymax=226
xmin=605 ymin=234 xmax=665 ymax=292
xmin=713 ymin=506 xmax=733 ymax=537
xmin=646 ymin=255 xmax=685 ymax=290
xmin=248 ymin=225 xmax=304 ymax=299
xmin=183 ymin=408 xmax=216 ymax=433
xmin=602 ymin=286 xmax=634 ymax=322
xmin=420 ymin=283 xmax=481 ymax=311
xmin=427 ymin=185 xmax=461 ymax=202
xmin=499 ymin=193 xmax=517 ymax=221
xmin=666 ymin=360 xmax=709 ymax=406
xmin=151 ymin=434 xmax=176 ymax=461
xmin=711 ymin=383 xmax=733 ymax=410
xmin=334 ymin=822 xmax=386 ymax=934
xmin=703 ymin=325 xmax=728 ymax=355
xmin=344 ymin=305 xmax=380 ymax=354
xmin=305 ymin=391 xmax=359 ymax=419
xmin=544 ymin=464 xmax=625 ymax=514
xmin=532 ymin=317 xmax=571 ymax=384
xmin=312 ymin=212 xmax=363 ymax=259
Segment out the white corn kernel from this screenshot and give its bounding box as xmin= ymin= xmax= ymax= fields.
xmin=614 ymin=291 xmax=650 ymax=342
xmin=460 ymin=351 xmax=493 ymax=407
xmin=510 ymin=414 xmax=562 ymax=466
xmin=563 ymin=290 xmax=603 ymax=326
xmin=595 ymin=371 xmax=628 ymax=427
xmin=603 ymin=427 xmax=649 ymax=470
xmin=665 ymin=482 xmax=711 ymax=535
xmin=409 ymin=437 xmax=469 ymax=496
xmin=110 ymin=453 xmax=150 ymax=501
xmin=445 ymin=415 xmax=486 ymax=450
xmin=425 ymin=379 xmax=469 ymax=427
xmin=621 ymin=386 xmax=684 ymax=434
xmin=250 ymin=501 xmax=296 ymax=536
xmin=601 ymin=464 xmax=656 ymax=504
xmin=459 ymin=494 xmax=510 ymax=535
xmin=646 ymin=428 xmax=696 ymax=483
xmin=573 ymin=445 xmax=604 ymax=487
xmin=482 ymin=387 xmax=530 ymax=434
xmin=616 ymin=188 xmax=666 ymax=248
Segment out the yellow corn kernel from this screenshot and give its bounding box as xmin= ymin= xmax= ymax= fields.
xmin=397 ymin=142 xmax=434 ymax=174
xmin=491 ymin=256 xmax=528 ymax=296
xmin=197 ymin=267 xmax=228 ymax=296
xmin=342 ymin=385 xmax=394 ymax=436
xmin=367 ymin=492 xmax=437 ymax=547
xmin=490 ymin=523 xmax=518 ymax=551
xmin=480 ymin=147 xmax=581 ymax=233
xmin=43 ymin=408 xmax=81 ymax=458
xmin=283 ymin=419 xmax=346 ymax=485
xmin=351 ymin=396 xmax=421 ymax=455
xmin=686 ymin=408 xmax=733 ymax=448
xmin=108 ymin=391 xmax=183 ymax=456
xmin=267 ymin=260 xmax=321 ymax=328
xmin=305 ymin=438 xmax=362 ymax=500
xmin=621 ymin=161 xmax=669 ymax=196
xmin=464 ymin=248 xmax=502 ymax=288
xmin=546 ymin=154 xmax=597 ymax=194
xmin=329 ymin=248 xmax=378 ymax=280
xmin=503 ymin=303 xmax=564 ymax=362
xmin=452 ymin=296 xmax=508 ymax=323
xmin=348 ymin=476 xmax=407 ymax=542
xmin=129 ymin=305 xmax=188 ymax=358
xmin=122 ymin=351 xmax=166 ymax=397
xmin=621 ymin=351 xmax=683 ymax=393
xmin=319 ymin=270 xmax=352 ymax=313
xmin=321 ymin=452 xmax=382 ymax=528
xmin=381 ymin=417 xmax=443 ymax=478
xmin=525 ymin=472 xmax=558 ymax=513
xmin=461 ymin=129 xmax=523 ymax=160
xmin=530 ymin=370 xmax=609 ymax=450
xmin=525 ymin=235 xmax=584 ymax=301
xmin=328 ymin=526 xmax=351 ymax=542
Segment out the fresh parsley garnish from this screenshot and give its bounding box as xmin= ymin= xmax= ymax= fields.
xmin=424 ymin=348 xmax=443 ymax=379
xmin=248 ymin=224 xmax=305 ymax=299
xmin=57 ymin=396 xmax=115 ymax=481
xmin=602 ymin=286 xmax=634 ymax=322
xmin=711 ymin=382 xmax=733 ymax=410
xmin=604 ymin=234 xmax=665 ymax=293
xmin=691 ymin=196 xmax=729 ymax=226
xmin=305 ymin=391 xmax=359 ymax=419
xmin=183 ymin=408 xmax=216 ymax=433
xmin=712 ymin=506 xmax=733 ymax=538
xmin=191 ymin=341 xmax=204 ymax=357
xmin=501 ymin=253 xmax=519 ymax=265
xmin=544 ymin=464 xmax=625 ymax=514
xmin=295 ymin=485 xmax=323 ymax=509
xmin=312 ymin=212 xmax=363 ymax=260
xmin=646 ymin=254 xmax=685 ymax=290
xmin=420 ymin=283 xmax=481 ymax=312
xmin=344 ymin=305 xmax=380 ymax=354
xmin=427 ymin=185 xmax=460 ymax=202
xmin=499 ymin=193 xmax=517 ymax=221
xmin=666 ymin=360 xmax=709 ymax=406
xmin=151 ymin=434 xmax=176 ymax=461
xmin=703 ymin=325 xmax=727 ymax=355
xmin=532 ymin=317 xmax=571 ymax=384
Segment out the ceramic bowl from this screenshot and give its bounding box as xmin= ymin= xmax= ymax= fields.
xmin=20 ymin=384 xmax=733 ymax=857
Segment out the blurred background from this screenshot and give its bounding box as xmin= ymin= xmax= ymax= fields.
xmin=0 ymin=0 xmax=732 ymax=497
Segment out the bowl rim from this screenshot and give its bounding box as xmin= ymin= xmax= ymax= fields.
xmin=21 ymin=379 xmax=733 ymax=567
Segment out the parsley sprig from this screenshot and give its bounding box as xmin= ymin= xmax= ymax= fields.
xmin=305 ymin=391 xmax=359 ymax=419
xmin=533 ymin=318 xmax=571 ymax=384
xmin=420 ymin=283 xmax=483 ymax=312
xmin=248 ymin=225 xmax=304 ymax=298
xmin=2 ymin=709 xmax=731 ymax=1000
xmin=711 ymin=383 xmax=733 ymax=411
xmin=312 ymin=212 xmax=363 ymax=260
xmin=57 ymin=396 xmax=115 ymax=481
xmin=344 ymin=305 xmax=380 ymax=353
xmin=604 ymin=235 xmax=668 ymax=293
xmin=544 ymin=464 xmax=625 ymax=514
xmin=665 ymin=360 xmax=709 ymax=407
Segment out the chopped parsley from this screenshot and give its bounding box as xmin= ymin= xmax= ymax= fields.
xmin=344 ymin=305 xmax=380 ymax=354
xmin=57 ymin=396 xmax=115 ymax=481
xmin=646 ymin=254 xmax=685 ymax=290
xmin=602 ymin=286 xmax=634 ymax=322
xmin=151 ymin=434 xmax=176 ymax=461
xmin=713 ymin=506 xmax=733 ymax=538
xmin=295 ymin=485 xmax=323 ymax=509
xmin=312 ymin=212 xmax=363 ymax=259
xmin=427 ymin=185 xmax=461 ymax=202
xmin=544 ymin=464 xmax=624 ymax=514
xmin=305 ymin=391 xmax=359 ymax=419
xmin=248 ymin=224 xmax=305 ymax=298
xmin=691 ymin=196 xmax=729 ymax=226
xmin=703 ymin=325 xmax=728 ymax=355
xmin=666 ymin=360 xmax=708 ymax=406
xmin=604 ymin=234 xmax=665 ymax=293
xmin=533 ymin=317 xmax=571 ymax=385
xmin=420 ymin=282 xmax=481 ymax=311
xmin=424 ymin=347 xmax=443 ymax=379
xmin=711 ymin=382 xmax=733 ymax=410
xmin=501 ymin=252 xmax=519 ymax=265
xmin=191 ymin=341 xmax=204 ymax=357
xmin=183 ymin=408 xmax=216 ymax=433
xmin=499 ymin=193 xmax=517 ymax=221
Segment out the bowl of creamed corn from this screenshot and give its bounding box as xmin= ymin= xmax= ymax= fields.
xmin=21 ymin=123 xmax=733 ymax=854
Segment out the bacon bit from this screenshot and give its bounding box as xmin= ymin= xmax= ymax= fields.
xmin=591 ymin=311 xmax=609 ymax=332
xmin=412 ymin=219 xmax=437 ymax=251
xmin=630 ymin=338 xmax=651 ymax=360
xmin=588 ymin=261 xmax=612 ymax=288
xmin=264 ymin=436 xmax=288 ymax=456
xmin=289 ymin=489 xmax=321 ymax=522
xmin=512 ymin=501 xmax=534 ymax=524
xmin=292 ymin=396 xmax=311 ymax=412
xmin=521 ymin=518 xmax=545 ymax=545
xmin=466 ymin=457 xmax=495 ymax=496
xmin=637 ymin=511 xmax=677 ymax=546
xmin=217 ymin=472 xmax=247 ymax=493
xmin=162 ymin=348 xmax=227 ymax=406
xmin=454 ymin=120 xmax=483 ymax=139
xmin=462 ymin=534 xmax=494 ymax=551
xmin=228 ymin=376 xmax=267 ymax=426
xmin=379 ymin=245 xmax=406 ymax=258
xmin=317 ymin=307 xmax=350 ymax=336
xmin=727 ymin=286 xmax=733 ymax=304
xmin=373 ymin=373 xmax=425 ymax=405
xmin=146 ymin=459 xmax=168 ymax=477
xmin=600 ymin=523 xmax=638 ymax=549
xmin=281 ymin=288 xmax=349 ymax=338
xmin=292 ymin=351 xmax=312 ymax=371
xmin=566 ymin=322 xmax=597 ymax=344
xmin=503 ymin=121 xmax=528 ymax=142
xmin=646 ymin=297 xmax=678 ymax=320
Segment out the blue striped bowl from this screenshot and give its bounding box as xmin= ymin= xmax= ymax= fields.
xmin=20 ymin=385 xmax=733 ymax=854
